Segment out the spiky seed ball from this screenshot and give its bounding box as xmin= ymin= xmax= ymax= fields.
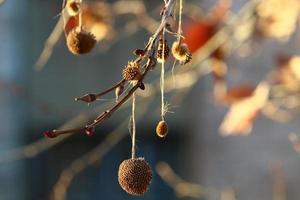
xmin=66 ymin=0 xmax=81 ymax=16
xmin=118 ymin=157 xmax=152 ymax=196
xmin=171 ymin=41 xmax=192 ymax=64
xmin=66 ymin=28 xmax=96 ymax=55
xmin=122 ymin=62 xmax=141 ymax=81
xmin=156 ymin=120 xmax=168 ymax=138
xmin=157 ymin=38 xmax=170 ymax=63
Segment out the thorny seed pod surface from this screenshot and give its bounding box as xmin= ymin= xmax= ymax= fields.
xmin=122 ymin=62 xmax=141 ymax=81
xmin=157 ymin=38 xmax=170 ymax=63
xmin=67 ymin=28 xmax=96 ymax=55
xmin=118 ymin=157 xmax=152 ymax=196
xmin=66 ymin=0 xmax=81 ymax=16
xmin=171 ymin=41 xmax=192 ymax=64
xmin=156 ymin=120 xmax=168 ymax=138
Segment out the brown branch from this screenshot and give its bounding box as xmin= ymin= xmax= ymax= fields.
xmin=45 ymin=0 xmax=176 ymax=138
xmin=1 ymin=0 xmax=262 ymax=164
xmin=46 ymin=0 xmax=262 ymax=138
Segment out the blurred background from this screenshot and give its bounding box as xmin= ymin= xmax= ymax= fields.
xmin=0 ymin=0 xmax=300 ymax=200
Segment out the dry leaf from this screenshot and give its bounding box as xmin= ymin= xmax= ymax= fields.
xmin=219 ymin=84 xmax=255 ymax=105
xmin=256 ymin=0 xmax=300 ymax=40
xmin=273 ymin=56 xmax=300 ymax=91
xmin=219 ymin=82 xmax=270 ymax=136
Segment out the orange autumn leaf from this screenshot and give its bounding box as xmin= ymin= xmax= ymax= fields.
xmin=184 ymin=20 xmax=217 ymax=54
xmin=219 ymin=82 xmax=270 ymax=136
xmin=221 ymin=84 xmax=255 ymax=105
xmin=183 ymin=0 xmax=230 ymax=55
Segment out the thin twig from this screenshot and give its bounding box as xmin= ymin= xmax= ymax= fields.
xmin=35 ymin=16 xmax=64 ymax=70
xmin=156 ymin=161 xmax=221 ymax=199
xmin=75 ymin=79 xmax=126 ymax=103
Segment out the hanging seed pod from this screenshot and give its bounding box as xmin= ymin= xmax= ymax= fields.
xmin=66 ymin=28 xmax=96 ymax=55
xmin=171 ymin=41 xmax=192 ymax=64
xmin=118 ymin=157 xmax=152 ymax=196
xmin=156 ymin=120 xmax=168 ymax=138
xmin=66 ymin=0 xmax=81 ymax=16
xmin=157 ymin=38 xmax=170 ymax=63
xmin=115 ymin=83 xmax=125 ymax=102
xmin=122 ymin=61 xmax=142 ymax=82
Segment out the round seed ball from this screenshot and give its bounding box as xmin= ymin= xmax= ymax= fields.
xmin=156 ymin=120 xmax=168 ymax=138
xmin=66 ymin=28 xmax=96 ymax=55
xmin=118 ymin=157 xmax=152 ymax=196
xmin=122 ymin=62 xmax=141 ymax=81
xmin=171 ymin=41 xmax=192 ymax=64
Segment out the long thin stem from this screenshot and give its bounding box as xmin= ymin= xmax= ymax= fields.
xmin=160 ymin=29 xmax=166 ymax=120
xmin=131 ymin=92 xmax=136 ymax=159
xmin=177 ymin=0 xmax=183 ymax=42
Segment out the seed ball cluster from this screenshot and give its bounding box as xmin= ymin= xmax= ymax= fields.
xmin=171 ymin=41 xmax=192 ymax=64
xmin=122 ymin=62 xmax=141 ymax=81
xmin=156 ymin=120 xmax=168 ymax=138
xmin=157 ymin=38 xmax=170 ymax=63
xmin=118 ymin=157 xmax=152 ymax=196
xmin=67 ymin=28 xmax=96 ymax=55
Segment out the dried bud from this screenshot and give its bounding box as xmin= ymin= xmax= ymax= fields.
xmin=118 ymin=157 xmax=152 ymax=196
xmin=115 ymin=83 xmax=125 ymax=102
xmin=157 ymin=38 xmax=170 ymax=63
xmin=84 ymin=126 xmax=95 ymax=136
xmin=171 ymin=41 xmax=192 ymax=64
xmin=156 ymin=120 xmax=168 ymax=138
xmin=122 ymin=61 xmax=141 ymax=81
xmin=66 ymin=0 xmax=81 ymax=16
xmin=137 ymin=82 xmax=145 ymax=90
xmin=75 ymin=93 xmax=97 ymax=103
xmin=133 ymin=49 xmax=146 ymax=56
xmin=66 ymin=28 xmax=96 ymax=55
xmin=44 ymin=130 xmax=57 ymax=138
